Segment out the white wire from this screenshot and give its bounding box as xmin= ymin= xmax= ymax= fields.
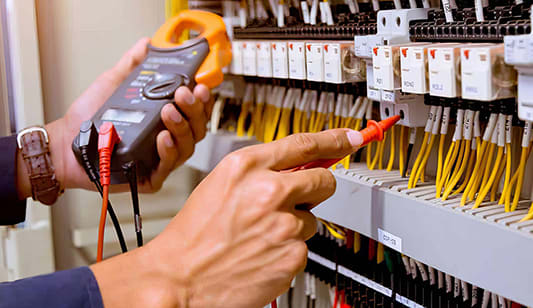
xmin=409 ymin=0 xmax=417 ymax=8
xmin=372 ymin=0 xmax=380 ymax=11
xmin=393 ymin=0 xmax=402 ymax=9
xmin=421 ymin=0 xmax=430 ymax=8
xmin=301 ymin=1 xmax=310 ymax=23
xmin=310 ymin=0 xmax=319 ymax=25
xmin=475 ymin=0 xmax=485 ymax=22
xmin=277 ymin=3 xmax=285 ymax=27
xmin=442 ymin=0 xmax=454 ymax=22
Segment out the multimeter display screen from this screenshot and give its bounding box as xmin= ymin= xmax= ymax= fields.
xmin=101 ymin=109 xmax=146 ymax=124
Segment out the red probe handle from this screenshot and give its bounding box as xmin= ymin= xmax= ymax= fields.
xmin=288 ymin=115 xmax=400 ymax=172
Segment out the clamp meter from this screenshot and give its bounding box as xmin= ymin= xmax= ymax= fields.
xmin=72 ymin=10 xmax=231 ymax=183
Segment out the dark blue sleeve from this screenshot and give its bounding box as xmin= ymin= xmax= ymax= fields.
xmin=0 ymin=135 xmax=27 ymax=225
xmin=0 ymin=266 xmax=104 ymax=308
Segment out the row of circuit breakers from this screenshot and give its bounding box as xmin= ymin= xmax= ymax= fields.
xmin=229 ymin=7 xmax=533 ymax=125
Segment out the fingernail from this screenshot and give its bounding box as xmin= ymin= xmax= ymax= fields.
xmin=165 ymin=135 xmax=175 ymax=148
xmin=346 ymin=130 xmax=363 ymax=148
xmin=178 ymin=87 xmax=196 ymax=105
xmin=170 ymin=108 xmax=183 ymax=123
xmin=198 ymin=86 xmax=210 ymax=103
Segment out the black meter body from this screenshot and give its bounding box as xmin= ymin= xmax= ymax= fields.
xmin=72 ymin=38 xmax=210 ymax=184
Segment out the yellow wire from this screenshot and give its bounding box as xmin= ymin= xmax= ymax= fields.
xmin=452 ymin=149 xmax=476 ymax=195
xmin=367 ymin=142 xmax=374 ymax=169
xmin=277 ymin=102 xmax=296 ymax=140
xmin=370 ymin=141 xmax=381 ymax=170
xmin=237 ymin=102 xmax=251 ymax=137
xmin=354 ymin=232 xmax=361 ymax=254
xmin=408 ymin=132 xmax=430 ymax=189
xmin=436 ymin=141 xmax=458 ymax=196
xmin=399 ymin=126 xmax=406 ymax=176
xmin=378 ymin=132 xmax=387 ymax=170
xmin=293 ymin=110 xmax=302 ymax=134
xmin=500 ymin=163 xmax=521 ymax=206
xmin=387 ymin=126 xmax=396 ymax=171
xmin=473 ymin=146 xmax=504 ymax=208
xmin=442 ymin=140 xmax=471 ymax=200
xmin=520 ymin=202 xmax=533 ymax=222
xmin=467 ymin=142 xmax=493 ymax=202
xmin=480 ymin=143 xmax=496 ymax=190
xmin=435 ymin=134 xmax=446 ymax=194
xmin=475 ymin=137 xmax=482 ymax=160
xmin=490 ymin=153 xmax=506 ymax=202
xmin=414 ymin=134 xmax=436 ymax=187
xmin=377 ymin=243 xmax=385 ymax=264
xmin=446 ymin=140 xmax=465 ymax=188
xmin=318 ymin=219 xmax=346 ymax=240
xmin=511 ymin=147 xmax=529 ymax=212
xmin=502 ymin=144 xmax=512 ymax=211
xmin=461 ymin=141 xmax=488 ymax=205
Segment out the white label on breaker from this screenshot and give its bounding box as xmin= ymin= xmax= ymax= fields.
xmin=367 ymin=88 xmax=381 ymax=101
xmin=378 ymin=228 xmax=402 ymax=252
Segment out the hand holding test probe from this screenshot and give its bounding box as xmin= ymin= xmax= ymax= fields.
xmin=91 ymin=128 xmax=366 ymax=308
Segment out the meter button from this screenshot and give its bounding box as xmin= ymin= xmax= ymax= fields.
xmin=142 ymin=73 xmax=183 ymax=100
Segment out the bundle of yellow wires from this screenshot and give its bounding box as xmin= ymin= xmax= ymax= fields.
xmin=451 ymin=110 xmax=481 ymax=196
xmin=264 ymin=86 xmax=288 ymax=142
xmin=409 ymin=106 xmax=437 ymax=189
xmin=442 ymin=109 xmax=475 ymax=201
xmin=411 ymin=105 xmax=443 ymax=189
xmin=276 ymin=88 xmax=300 ymax=140
xmin=472 ymin=113 xmax=506 ymax=208
xmin=435 ymin=106 xmax=451 ymax=197
xmin=460 ymin=113 xmax=498 ymax=206
xmin=436 ymin=108 xmax=465 ymax=196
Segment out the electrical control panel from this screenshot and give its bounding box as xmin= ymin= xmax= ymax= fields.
xmin=223 ymin=2 xmax=533 ymax=306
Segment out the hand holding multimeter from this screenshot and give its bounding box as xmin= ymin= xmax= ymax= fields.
xmin=72 ymin=10 xmax=231 ymax=184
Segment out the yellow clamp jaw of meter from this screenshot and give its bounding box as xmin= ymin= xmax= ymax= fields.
xmin=72 ymin=10 xmax=232 ymax=184
xmin=152 ymin=9 xmax=232 ymax=88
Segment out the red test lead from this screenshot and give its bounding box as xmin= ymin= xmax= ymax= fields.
xmin=97 ymin=122 xmax=120 ymax=262
xmin=290 ymin=115 xmax=401 ymax=172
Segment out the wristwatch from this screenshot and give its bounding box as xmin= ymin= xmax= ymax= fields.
xmin=16 ymin=126 xmax=63 ymax=205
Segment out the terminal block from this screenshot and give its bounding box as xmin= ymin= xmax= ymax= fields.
xmin=410 ymin=5 xmax=532 ymax=42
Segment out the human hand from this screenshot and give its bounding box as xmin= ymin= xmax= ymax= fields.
xmin=17 ymin=38 xmax=214 ymax=198
xmin=91 ymin=129 xmax=363 ymax=308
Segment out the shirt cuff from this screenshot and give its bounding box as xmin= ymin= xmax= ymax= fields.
xmin=0 ymin=266 xmax=104 ymax=308
xmin=0 ymin=135 xmax=27 ymax=225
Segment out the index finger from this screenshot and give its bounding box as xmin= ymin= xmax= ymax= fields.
xmin=242 ymin=129 xmax=363 ymax=171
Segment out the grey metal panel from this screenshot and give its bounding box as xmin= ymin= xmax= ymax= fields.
xmin=186 ymin=132 xmax=259 ymax=172
xmin=313 ymin=165 xmax=533 ymax=306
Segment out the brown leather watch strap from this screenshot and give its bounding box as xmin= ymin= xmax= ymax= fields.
xmin=17 ymin=127 xmax=62 ymax=205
